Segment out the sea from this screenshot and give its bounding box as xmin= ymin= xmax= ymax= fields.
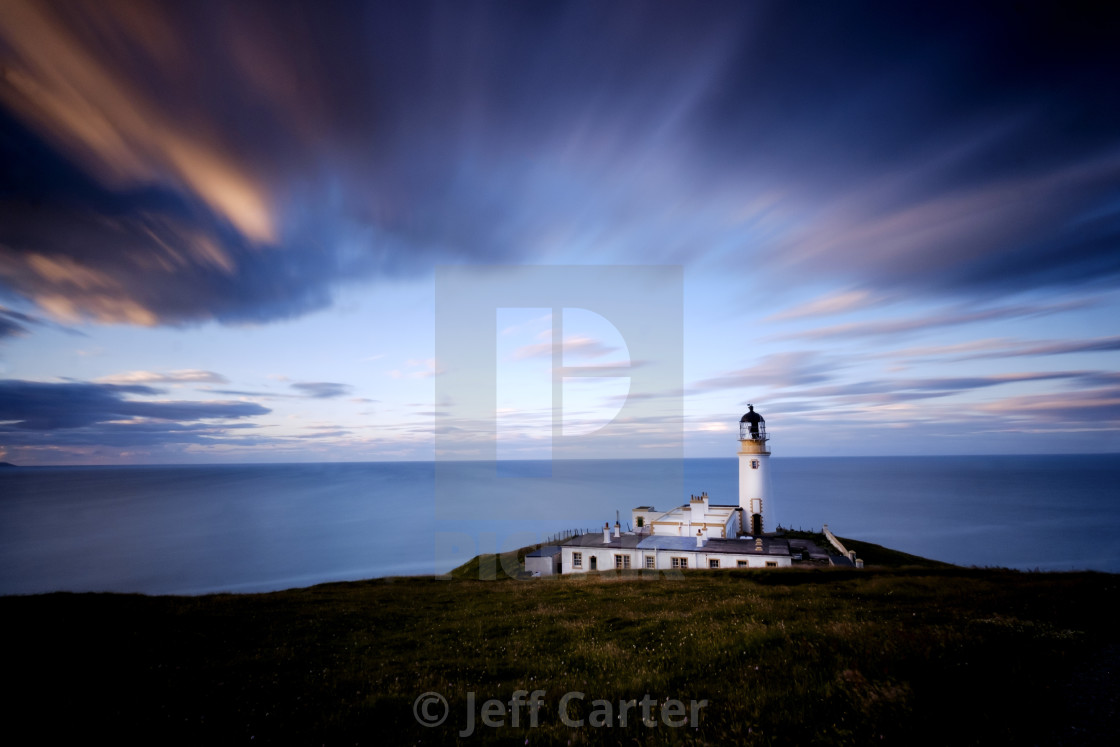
xmin=1 ymin=455 xmax=1118 ymax=595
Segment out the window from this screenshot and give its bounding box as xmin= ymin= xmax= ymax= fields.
xmin=671 ymin=557 xmax=688 ymax=569
xmin=615 ymin=554 xmax=630 ymax=569
xmin=765 ymin=561 xmax=778 ymax=568
xmin=573 ymin=552 xmax=582 ymax=568
xmin=645 ymin=556 xmax=655 ymax=569
xmin=709 ymin=559 xmax=720 ymax=569
xmin=751 ymin=459 xmax=760 ymax=469
xmin=737 ymin=560 xmax=748 ymax=568
xmin=636 ymin=516 xmax=644 ymax=527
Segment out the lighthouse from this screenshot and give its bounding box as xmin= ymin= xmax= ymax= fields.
xmin=738 ymin=404 xmax=771 ymax=536
xmin=562 ymin=403 xmax=799 ymax=574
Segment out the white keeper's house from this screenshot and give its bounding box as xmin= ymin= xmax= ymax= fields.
xmin=558 ymin=405 xmax=793 ymax=573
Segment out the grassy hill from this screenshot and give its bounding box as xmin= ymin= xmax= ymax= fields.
xmin=834 ymin=535 xmax=956 ymax=569
xmin=4 ymin=563 xmax=1118 ymax=745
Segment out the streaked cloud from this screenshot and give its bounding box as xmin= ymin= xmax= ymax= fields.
xmin=691 ymin=352 xmax=840 ymax=393
xmin=879 ymin=336 xmax=1120 ymax=366
xmin=768 ymin=153 xmax=1120 ymax=295
xmin=976 ymin=387 xmax=1120 ymax=424
xmin=774 ymin=372 xmax=1089 ymax=402
xmin=776 ymin=300 xmax=1091 ymax=341
xmin=0 ymin=1 xmax=1111 ymax=334
xmin=0 ymin=306 xmax=36 ymax=338
xmin=0 ymin=0 xmax=273 ymax=242
xmin=512 ymin=335 xmax=619 ymax=361
xmin=96 ymin=369 xmax=228 ymax=385
xmin=0 ymin=379 xmax=269 ymax=430
xmin=766 ymin=290 xmax=884 ymax=322
xmin=0 ymin=2 xmax=1117 ymax=462
xmin=290 ymin=382 xmax=351 ymax=399
xmin=388 ymin=359 xmax=442 ymax=380
xmin=951 ymin=336 xmax=1120 ymax=361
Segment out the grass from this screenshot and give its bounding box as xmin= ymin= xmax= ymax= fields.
xmin=834 ymin=536 xmax=956 ymax=569
xmin=4 ymin=564 xmax=1118 ymax=745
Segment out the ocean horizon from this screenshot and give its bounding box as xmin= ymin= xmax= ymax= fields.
xmin=2 ymin=454 xmax=1118 ymax=596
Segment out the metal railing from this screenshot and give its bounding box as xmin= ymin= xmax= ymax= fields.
xmin=739 ymin=423 xmax=769 ymax=441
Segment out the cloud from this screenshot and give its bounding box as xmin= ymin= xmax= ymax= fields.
xmin=290 ymin=381 xmax=351 ymax=399
xmin=690 ymin=352 xmax=841 ymax=393
xmin=776 ymin=300 xmax=1090 ymax=341
xmin=976 ymin=387 xmax=1120 ymax=424
xmin=512 ymin=335 xmax=620 ymax=361
xmin=766 ymin=290 xmax=884 ymax=321
xmin=0 ymin=0 xmax=274 ymax=242
xmin=96 ymin=369 xmax=229 ymax=385
xmin=725 ymin=372 xmax=1120 ymax=445
xmin=388 ymin=359 xmax=442 ymax=379
xmin=703 ymin=2 xmax=1120 ymax=295
xmin=0 ymin=0 xmax=1117 ymax=334
xmin=0 ymin=306 xmax=35 ymax=338
xmin=0 ymin=2 xmax=531 ymax=326
xmin=202 ymin=382 xmax=358 ymax=400
xmin=206 ymin=389 xmax=292 ymax=399
xmin=297 ymin=426 xmax=353 ymax=439
xmin=766 ymin=154 xmax=1120 ymax=296
xmin=749 ymin=372 xmax=1103 ymax=425
xmin=952 ymin=336 xmax=1120 ymax=361
xmin=0 ymin=304 xmax=75 ymax=340
xmin=0 ymin=379 xmax=269 ymax=430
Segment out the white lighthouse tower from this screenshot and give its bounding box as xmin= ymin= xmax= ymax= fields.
xmin=738 ymin=405 xmax=772 ymax=536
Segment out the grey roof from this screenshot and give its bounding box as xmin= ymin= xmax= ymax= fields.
xmin=637 ymin=535 xmax=791 ymax=556
xmin=563 ymin=533 xmax=646 ymax=549
xmin=526 ymin=546 xmax=562 ymax=558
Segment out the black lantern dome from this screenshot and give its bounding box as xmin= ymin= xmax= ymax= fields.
xmin=739 ymin=404 xmax=768 ymax=441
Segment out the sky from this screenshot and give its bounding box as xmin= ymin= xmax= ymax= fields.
xmin=1 ymin=0 xmax=1118 ymax=465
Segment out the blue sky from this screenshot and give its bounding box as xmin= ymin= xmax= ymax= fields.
xmin=1 ymin=0 xmax=1118 ymax=465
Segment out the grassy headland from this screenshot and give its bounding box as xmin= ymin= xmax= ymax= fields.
xmin=4 ymin=557 xmax=1117 ymax=745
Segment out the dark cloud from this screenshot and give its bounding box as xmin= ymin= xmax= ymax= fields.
xmin=0 ymin=421 xmax=271 ymax=449
xmin=0 ymin=379 xmax=269 ymax=430
xmin=0 ymin=306 xmax=35 ymax=338
xmin=296 ymin=429 xmax=352 ymax=439
xmin=703 ymin=1 xmax=1120 ymax=295
xmin=201 ymin=382 xmax=355 ymax=399
xmin=290 ymin=382 xmax=351 ymax=399
xmin=1 ymin=0 xmax=1117 ymax=330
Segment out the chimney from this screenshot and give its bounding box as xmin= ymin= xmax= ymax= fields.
xmin=603 ymin=522 xmax=611 ymax=544
xmin=696 ymin=529 xmax=705 ymax=548
xmin=613 ymin=522 xmax=621 ymax=538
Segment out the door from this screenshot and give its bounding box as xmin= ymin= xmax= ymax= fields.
xmin=589 ymin=556 xmax=597 ymax=570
